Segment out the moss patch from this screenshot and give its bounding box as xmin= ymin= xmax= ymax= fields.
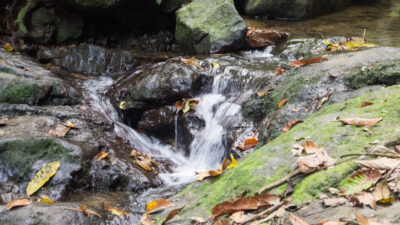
xmin=0 ymin=79 xmax=43 ymax=104
xmin=173 ymin=84 xmax=400 ymax=219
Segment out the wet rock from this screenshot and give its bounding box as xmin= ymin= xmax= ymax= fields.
xmin=161 ymin=0 xmax=186 ymax=13
xmin=176 ymin=112 xmax=206 ymax=156
xmin=246 ymin=28 xmax=288 ymax=48
xmin=109 ymin=59 xmax=213 ymax=125
xmin=238 ymin=0 xmax=353 ymax=20
xmin=0 ymin=49 xmax=80 ymax=105
xmin=137 ymin=106 xmax=177 ymax=136
xmin=37 ymin=44 xmax=135 ymax=77
xmin=175 ymin=0 xmax=247 ymax=53
xmin=29 ymin=7 xmax=56 ymax=44
xmin=55 ymin=11 xmax=84 ymax=43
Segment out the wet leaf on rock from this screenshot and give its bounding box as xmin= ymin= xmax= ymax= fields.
xmin=360 ymin=101 xmax=374 ymax=108
xmin=339 ymin=118 xmax=383 ymax=127
xmin=316 ymin=94 xmax=330 ymax=110
xmin=211 ymin=193 xmax=280 ymax=220
xmin=338 ymin=170 xmax=381 ymax=196
xmin=180 ymin=57 xmax=201 ymax=69
xmin=95 ymin=151 xmax=109 ymax=162
xmin=296 ymin=149 xmax=336 ymax=173
xmin=278 ymin=98 xmax=288 ymax=109
xmin=257 ymin=88 xmax=274 ymax=97
xmin=6 ymin=199 xmax=32 ymax=210
xmin=81 ymin=205 xmax=101 ymax=218
xmin=236 ymin=138 xmax=258 ymax=151
xmin=146 ymin=199 xmax=175 ymax=214
xmin=103 ymin=202 xmax=129 ymax=217
xmin=289 ymin=58 xmax=328 ymax=67
xmin=47 ymin=125 xmax=70 ymax=137
xmin=130 ymin=149 xmax=142 ymax=158
xmin=282 ymin=119 xmax=303 ymax=132
xmin=141 ymin=212 xmax=156 ymax=225
xmin=212 ymin=61 xmax=220 ymax=68
xmin=196 ymin=158 xmax=231 ymax=181
xmin=273 ymin=67 xmax=286 ymax=76
xmin=162 ymin=206 xmax=185 ymax=225
xmin=136 ymin=154 xmax=157 ymax=171
xmin=119 ymin=101 xmax=127 ymax=110
xmin=70 ymin=73 xmax=89 ymax=80
xmin=289 ymin=214 xmax=311 ymax=225
xmin=4 ymin=43 xmax=14 ymax=52
xmin=37 ymin=195 xmax=55 ymax=203
xmin=26 ymin=161 xmax=60 ymax=196
xmin=65 ymin=121 xmax=75 ymax=128
xmin=302 ymin=140 xmax=319 ymax=154
xmin=227 ymin=154 xmax=238 ymax=169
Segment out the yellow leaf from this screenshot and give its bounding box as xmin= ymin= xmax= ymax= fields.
xmin=212 ymin=61 xmax=220 ymax=68
xmin=26 ymin=161 xmax=60 ymax=196
xmin=136 ymin=159 xmax=152 ymax=171
xmin=146 ymin=199 xmax=175 ymax=213
xmin=4 ymin=43 xmax=13 ymax=52
xmin=103 ymin=202 xmax=129 ymax=217
xmin=65 ymin=121 xmax=75 ymax=128
xmin=6 ymin=199 xmax=32 ymax=210
xmin=37 ymin=195 xmax=55 ymax=203
xmin=182 ymin=101 xmax=190 ymax=113
xmin=278 ymin=98 xmax=288 ymax=109
xmin=227 ymin=154 xmax=238 ymax=169
xmin=345 ymin=41 xmax=375 ymax=49
xmin=119 ymin=101 xmax=127 ymax=110
xmin=95 ymin=151 xmax=109 ymax=161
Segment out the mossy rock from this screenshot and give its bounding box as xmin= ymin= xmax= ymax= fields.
xmin=171 ymin=84 xmax=400 ymax=220
xmin=175 ymin=0 xmax=247 ymax=53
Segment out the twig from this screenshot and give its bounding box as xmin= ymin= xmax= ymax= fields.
xmin=240 ymin=200 xmax=287 ymax=224
xmin=257 ymin=169 xmax=300 ymax=195
xmin=340 ymin=153 xmax=400 ymax=159
xmin=384 ymin=161 xmax=400 ymax=180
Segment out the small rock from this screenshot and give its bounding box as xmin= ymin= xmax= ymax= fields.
xmin=246 ymin=28 xmax=288 ymax=48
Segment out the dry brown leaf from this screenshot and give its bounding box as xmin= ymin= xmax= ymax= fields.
xmin=6 ymin=199 xmax=32 ymax=210
xmin=282 ymin=119 xmax=303 ymax=132
xmin=236 ymin=138 xmax=258 ymax=151
xmin=278 ymin=98 xmax=288 ymax=109
xmin=47 ymin=125 xmax=70 ymax=137
xmin=350 ymin=192 xmax=376 ymax=209
xmin=316 ymin=221 xmax=346 ymax=225
xmin=162 ymin=206 xmax=184 ymax=225
xmin=289 ymin=58 xmax=328 ymax=67
xmin=291 ymin=144 xmax=304 ymax=156
xmin=65 ymin=121 xmax=75 ymax=128
xmin=141 ymin=212 xmax=156 ymax=225
xmin=257 ymin=88 xmax=274 ymax=97
xmin=211 ymin=193 xmax=280 ymax=220
xmin=302 ymin=140 xmax=319 ymax=154
xmin=146 ymin=199 xmax=175 ymax=214
xmin=180 ymin=57 xmax=201 ymax=69
xmin=196 ymin=158 xmax=231 ymax=181
xmin=339 ymin=118 xmax=383 ymax=127
xmin=103 ymin=202 xmax=129 ymax=217
xmin=229 ymin=211 xmax=249 ymax=224
xmin=372 ymin=181 xmax=393 ymax=204
xmin=80 ymin=205 xmax=101 ymax=218
xmin=328 ymin=73 xmax=340 ymax=78
xmin=212 ymin=218 xmax=230 ymax=225
xmin=360 ymin=101 xmax=374 ymax=108
xmin=316 ymin=94 xmax=330 ymax=110
xmin=95 ymin=151 xmax=109 ymax=161
xmin=273 ymin=67 xmax=287 ymax=76
xmin=323 ymin=197 xmax=347 ymax=207
xmin=355 ymin=213 xmax=392 ymax=225
xmin=130 ymin=149 xmax=142 ymax=158
xmin=355 ymin=157 xmax=400 ymax=170
xmin=297 ymin=149 xmax=336 ymax=173
xmin=289 ymin=214 xmax=311 ymax=225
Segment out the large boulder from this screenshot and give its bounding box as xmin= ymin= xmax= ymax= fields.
xmin=175 ymin=0 xmax=247 ymax=53
xmin=238 ymin=0 xmax=353 ymax=20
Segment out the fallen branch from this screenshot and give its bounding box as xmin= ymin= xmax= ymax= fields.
xmin=257 ymin=169 xmax=300 ymax=195
xmin=340 ymin=153 xmax=400 ymax=159
xmin=239 ymin=200 xmax=287 ymax=224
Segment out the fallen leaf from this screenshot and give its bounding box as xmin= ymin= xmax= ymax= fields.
xmin=289 ymin=214 xmax=311 ymax=225
xmin=227 ymin=154 xmax=238 ymax=169
xmin=196 ymin=158 xmax=231 ymax=181
xmin=37 ymin=195 xmax=55 ymax=203
xmin=323 ymin=197 xmax=347 ymax=207
xmin=146 ymin=199 xmax=175 ymax=214
xmin=103 ymin=202 xmax=129 ymax=217
xmin=65 ymin=121 xmax=75 ymax=128
xmin=4 ymin=43 xmax=14 ymax=52
xmin=136 ymin=154 xmax=157 ymax=171
xmin=174 ymin=100 xmax=185 ymax=110
xmin=394 ymin=145 xmax=400 ymax=154
xmin=292 ymin=144 xmax=304 ymax=156
xmin=297 ymin=149 xmax=336 ymax=173
xmin=81 ymin=205 xmax=101 ymax=218
xmin=356 ymin=213 xmax=370 ymax=225
xmin=236 ymin=138 xmax=258 ymax=151
xmin=229 ymin=211 xmax=249 ymax=224
xmin=212 ymin=218 xmax=230 ymax=225
xmin=350 ymin=192 xmax=376 ymax=209
xmin=257 ymin=88 xmax=274 ymax=97
xmin=360 ymin=101 xmax=374 ymax=108
xmin=328 ymin=73 xmax=340 ymax=78
xmin=141 ymin=212 xmax=156 ymax=225
xmin=70 ymin=73 xmax=89 ymax=80
xmin=316 ymin=94 xmax=330 ymax=110
xmin=79 ymin=105 xmax=90 ymax=110
xmin=190 ymin=217 xmax=206 ymax=225
xmin=282 ymin=119 xmax=304 ymax=132
xmin=130 ymin=149 xmax=142 ymax=158
xmin=180 ymin=57 xmax=201 ymax=69
xmin=212 ymin=61 xmax=220 ymax=68
xmin=289 ymin=58 xmax=328 ymax=67
xmin=26 ymin=161 xmax=60 ymax=196
xmin=162 ymin=206 xmax=184 ymax=225
xmin=355 ymin=157 xmax=400 ymax=170
xmin=0 ymin=59 xmax=6 ymax=64
xmin=339 ymin=118 xmax=383 ymax=127
xmin=211 ymin=193 xmax=280 ymax=220
xmin=338 ymin=170 xmax=381 ymax=196
xmin=95 ymin=151 xmax=109 ymax=161
xmin=178 ymin=99 xmax=199 ymax=113
xmin=302 ymin=140 xmax=319 ymax=154
xmin=273 ymin=67 xmax=286 ymax=76
xmin=47 ymin=125 xmax=70 ymax=137
xmin=278 ymin=98 xmax=289 ymax=109
xmin=316 ymin=221 xmax=346 ymax=225
xmin=372 ymin=181 xmax=393 ymax=205
xmin=6 ymin=199 xmax=32 ymax=210
xmin=119 ymin=101 xmax=127 ymax=110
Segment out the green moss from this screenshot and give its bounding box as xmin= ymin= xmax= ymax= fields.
xmin=345 ymin=60 xmax=400 ymax=89
xmin=0 ymin=80 xmax=42 ymax=104
xmin=292 ymin=162 xmax=358 ymax=204
xmin=0 ymin=138 xmax=79 ymax=183
xmin=174 ymin=85 xmax=400 ymax=219
xmin=15 ymin=0 xmax=36 ymax=33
